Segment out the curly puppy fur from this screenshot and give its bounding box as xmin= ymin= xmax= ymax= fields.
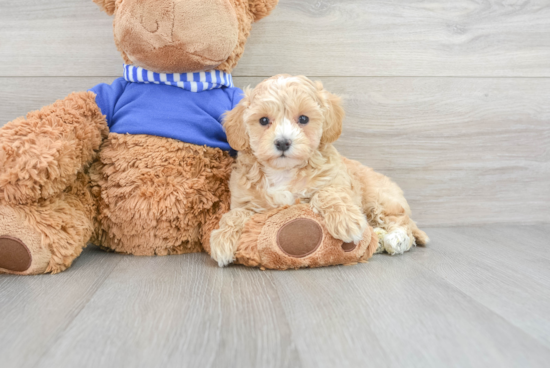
xmin=210 ymin=75 xmax=428 ymax=266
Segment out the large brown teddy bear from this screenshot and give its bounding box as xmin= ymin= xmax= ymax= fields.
xmin=0 ymin=0 xmax=381 ymax=275
xmin=0 ymin=0 xmax=279 ymax=275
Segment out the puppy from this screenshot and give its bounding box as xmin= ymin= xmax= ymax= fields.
xmin=210 ymin=75 xmax=428 ymax=267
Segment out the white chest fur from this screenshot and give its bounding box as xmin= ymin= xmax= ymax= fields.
xmin=264 ymin=168 xmax=297 ymax=206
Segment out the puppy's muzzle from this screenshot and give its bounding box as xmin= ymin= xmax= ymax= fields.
xmin=275 ymin=139 xmax=292 ymax=152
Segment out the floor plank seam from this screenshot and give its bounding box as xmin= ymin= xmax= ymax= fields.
xmin=407 ymin=249 xmax=550 ymax=353
xmin=265 ymin=272 xmax=306 ymax=368
xmin=32 ymin=255 xmax=124 ymax=367
xmin=334 ymin=264 xmax=400 ymax=367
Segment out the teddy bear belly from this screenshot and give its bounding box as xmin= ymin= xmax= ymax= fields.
xmin=90 ymin=133 xmax=233 ymax=256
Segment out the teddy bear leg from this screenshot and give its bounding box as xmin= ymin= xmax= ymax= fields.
xmin=0 ymin=91 xmax=108 ymax=274
xmin=92 ymin=134 xmax=233 ymax=256
xmin=0 ymin=172 xmax=98 ymax=275
xmin=232 ymin=205 xmax=379 ymax=270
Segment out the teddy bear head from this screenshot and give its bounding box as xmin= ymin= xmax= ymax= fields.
xmin=93 ymin=0 xmax=277 ymax=74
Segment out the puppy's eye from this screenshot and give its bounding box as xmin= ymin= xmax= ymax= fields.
xmin=298 ymin=115 xmax=309 ymax=125
xmin=259 ymin=117 xmax=270 ymax=126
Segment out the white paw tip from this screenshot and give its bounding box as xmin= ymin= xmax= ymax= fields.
xmin=215 ymin=255 xmax=234 ymax=268
xmin=211 ymin=249 xmax=235 ymax=268
xmin=383 ymin=229 xmax=410 ymax=255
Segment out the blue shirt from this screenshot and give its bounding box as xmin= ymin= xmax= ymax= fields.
xmin=89 ymin=77 xmax=243 ymax=151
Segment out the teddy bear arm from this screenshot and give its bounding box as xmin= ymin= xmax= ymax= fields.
xmin=0 ymin=91 xmax=109 ymax=205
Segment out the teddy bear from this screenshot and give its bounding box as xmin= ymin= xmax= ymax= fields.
xmin=0 ymin=0 xmax=280 ymax=275
xmin=0 ymin=0 xmax=386 ymax=276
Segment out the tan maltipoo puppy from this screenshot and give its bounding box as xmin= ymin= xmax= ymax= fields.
xmin=210 ymin=75 xmax=428 ymax=266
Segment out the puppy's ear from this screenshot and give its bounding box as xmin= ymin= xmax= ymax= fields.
xmin=93 ymin=0 xmax=117 ymax=15
xmin=248 ymin=0 xmax=279 ymax=22
xmin=223 ymin=93 xmax=251 ymax=151
xmin=317 ymin=81 xmax=345 ymax=144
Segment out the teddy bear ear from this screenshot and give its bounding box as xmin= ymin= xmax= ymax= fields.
xmin=93 ymin=0 xmax=117 ymax=16
xmin=248 ymin=0 xmax=279 ymax=22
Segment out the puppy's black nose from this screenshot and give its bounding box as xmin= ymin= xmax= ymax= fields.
xmin=275 ymin=139 xmax=291 ymax=152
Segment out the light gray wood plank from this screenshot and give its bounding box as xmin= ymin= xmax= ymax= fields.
xmin=2 ymin=0 xmax=550 ymax=77
xmin=528 ymin=225 xmax=550 ymax=254
xmin=2 ymin=76 xmax=548 ymax=226
xmin=426 ymin=226 xmax=550 ymax=287
xmin=236 ymin=0 xmax=550 ymax=77
xmin=36 ymin=253 xmax=300 ymax=368
xmin=0 ymin=0 xmax=118 ymax=77
xmin=0 ymin=246 xmax=122 ymax=368
xmin=271 ymin=250 xmax=550 ymax=368
xmin=411 ymin=226 xmax=550 ymax=348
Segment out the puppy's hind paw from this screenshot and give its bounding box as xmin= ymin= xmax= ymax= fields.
xmin=383 ymin=229 xmax=412 ymax=255
xmin=373 ymin=228 xmax=387 ymax=254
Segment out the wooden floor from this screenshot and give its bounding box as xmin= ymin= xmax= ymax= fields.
xmin=1 ymin=225 xmax=549 ymax=368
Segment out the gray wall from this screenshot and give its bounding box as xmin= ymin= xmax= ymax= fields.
xmin=1 ymin=0 xmax=549 ymax=226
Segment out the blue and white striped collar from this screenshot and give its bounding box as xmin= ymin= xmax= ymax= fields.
xmin=123 ymin=64 xmax=234 ymax=92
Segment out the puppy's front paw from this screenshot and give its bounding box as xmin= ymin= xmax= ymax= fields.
xmin=209 ymin=228 xmax=239 ymax=267
xmin=324 ymin=209 xmax=368 ymax=244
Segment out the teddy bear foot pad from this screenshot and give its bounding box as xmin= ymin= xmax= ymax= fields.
xmin=277 ymin=218 xmax=358 ymax=257
xmin=0 ymin=236 xmax=32 ymax=272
